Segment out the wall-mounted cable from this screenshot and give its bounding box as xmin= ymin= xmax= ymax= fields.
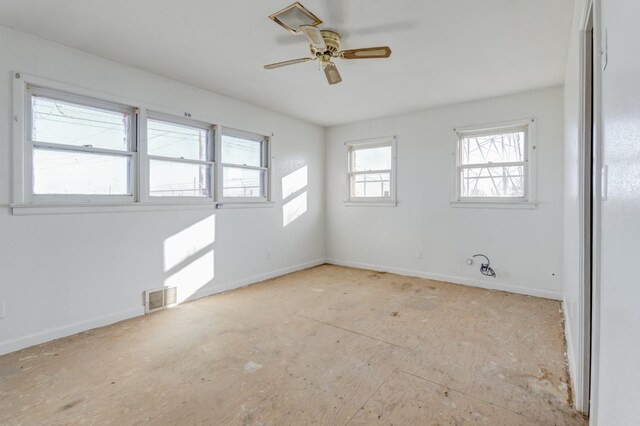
xmin=472 ymin=254 xmax=496 ymax=278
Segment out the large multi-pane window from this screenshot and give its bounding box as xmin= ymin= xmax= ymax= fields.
xmin=17 ymin=78 xmax=270 ymax=209
xmin=220 ymin=129 xmax=269 ymax=201
xmin=347 ymin=137 xmax=396 ymax=203
xmin=28 ymin=87 xmax=135 ymax=202
xmin=454 ymin=120 xmax=535 ymax=203
xmin=147 ymin=115 xmax=213 ymax=198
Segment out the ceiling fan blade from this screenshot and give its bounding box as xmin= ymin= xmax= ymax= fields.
xmin=300 ymin=25 xmax=326 ymax=50
xmin=323 ymin=63 xmax=342 ymax=85
xmin=339 ymin=46 xmax=392 ymax=59
xmin=264 ymin=57 xmax=314 ymax=70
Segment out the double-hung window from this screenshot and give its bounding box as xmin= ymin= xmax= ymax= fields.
xmin=27 ymin=86 xmax=135 ymax=203
xmin=14 ymin=74 xmax=273 ymax=212
xmin=346 ymin=137 xmax=397 ymax=204
xmin=220 ymin=129 xmax=270 ymax=202
xmin=454 ymin=119 xmax=536 ymax=206
xmin=146 ymin=114 xmax=214 ymax=199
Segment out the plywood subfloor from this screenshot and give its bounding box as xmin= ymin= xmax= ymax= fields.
xmin=0 ymin=265 xmax=586 ymax=425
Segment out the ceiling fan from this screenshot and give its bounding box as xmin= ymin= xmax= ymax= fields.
xmin=264 ymin=2 xmax=392 ymax=85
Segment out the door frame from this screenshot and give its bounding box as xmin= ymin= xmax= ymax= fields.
xmin=576 ymin=0 xmax=603 ymax=418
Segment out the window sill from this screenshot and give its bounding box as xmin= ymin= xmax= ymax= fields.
xmin=344 ymin=200 xmax=398 ymax=207
xmin=215 ymin=202 xmax=275 ymax=209
xmin=12 ymin=202 xmax=218 ymax=216
xmin=450 ymin=201 xmax=537 ymax=210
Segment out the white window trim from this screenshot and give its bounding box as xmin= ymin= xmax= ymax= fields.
xmin=11 ymin=72 xmax=274 ymax=214
xmin=218 ymin=127 xmax=271 ymax=204
xmin=17 ymin=78 xmax=138 ymax=205
xmin=145 ymin=111 xmax=216 ymax=204
xmin=344 ymin=136 xmax=397 ymax=206
xmin=451 ymin=118 xmax=537 ymax=209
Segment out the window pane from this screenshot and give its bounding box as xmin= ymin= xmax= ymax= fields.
xmin=460 ymin=130 xmax=525 ymax=165
xmin=149 ymin=160 xmax=211 ymax=197
xmin=33 ymin=149 xmax=129 ymax=195
xmin=147 ymin=119 xmax=209 ymax=161
xmin=223 ymin=166 xmax=265 ymax=198
xmin=221 ymin=135 xmax=262 ymax=167
xmin=32 ymin=95 xmax=130 ymax=151
xmin=461 ymin=166 xmax=524 ymax=198
xmin=353 ymin=172 xmax=391 ymax=198
xmin=353 ymin=146 xmax=392 ymax=171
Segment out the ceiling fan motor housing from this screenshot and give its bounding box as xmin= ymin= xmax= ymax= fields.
xmin=310 ymin=30 xmax=341 ymax=57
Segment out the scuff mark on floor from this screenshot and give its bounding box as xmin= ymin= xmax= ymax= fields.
xmin=244 ymin=361 xmax=263 ymax=374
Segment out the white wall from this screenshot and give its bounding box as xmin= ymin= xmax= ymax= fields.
xmin=0 ymin=26 xmax=325 ymax=355
xmin=325 ymin=87 xmax=565 ymax=300
xmin=593 ymin=0 xmax=640 ymax=423
xmin=562 ymin=0 xmax=588 ymax=411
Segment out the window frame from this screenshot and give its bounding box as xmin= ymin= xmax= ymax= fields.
xmin=345 ymin=136 xmax=397 ymax=206
xmin=144 ymin=111 xmax=216 ymax=204
xmin=25 ymin=85 xmax=137 ymax=204
xmin=11 ymin=73 xmax=274 ymax=214
xmin=452 ymin=118 xmax=537 ymax=208
xmin=218 ymin=127 xmax=271 ymax=204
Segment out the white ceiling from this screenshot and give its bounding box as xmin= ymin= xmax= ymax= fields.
xmin=0 ymin=0 xmax=575 ymax=126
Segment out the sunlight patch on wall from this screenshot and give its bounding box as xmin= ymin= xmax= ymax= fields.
xmin=165 ymin=249 xmax=215 ymax=303
xmin=282 ymin=165 xmax=308 ymax=200
xmin=164 ymin=215 xmax=215 ymax=272
xmin=282 ymin=165 xmax=308 ymax=227
xmin=283 ymin=191 xmax=307 ymax=227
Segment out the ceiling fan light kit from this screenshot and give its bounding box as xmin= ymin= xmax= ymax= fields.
xmin=265 ymin=2 xmax=392 ymax=85
xmin=269 ymin=2 xmax=322 ymax=33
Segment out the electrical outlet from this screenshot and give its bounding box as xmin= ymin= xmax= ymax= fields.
xmin=266 ymin=250 xmax=272 ymax=260
xmin=416 ymin=251 xmax=423 ymax=260
xmin=0 ymin=301 xmax=5 ymax=319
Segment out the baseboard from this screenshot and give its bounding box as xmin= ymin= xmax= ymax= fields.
xmin=1 ymin=257 xmax=561 ymax=356
xmin=186 ymin=258 xmax=327 ymax=301
xmin=0 ymin=306 xmax=144 ymax=356
xmin=0 ymin=258 xmax=326 ymax=356
xmin=326 ymin=259 xmax=562 ymax=300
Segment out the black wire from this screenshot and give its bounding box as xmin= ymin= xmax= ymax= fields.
xmin=472 ymin=254 xmax=496 ymax=278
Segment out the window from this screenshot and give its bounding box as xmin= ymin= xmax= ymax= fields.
xmin=220 ymin=129 xmax=270 ymax=201
xmin=27 ymin=87 xmax=135 ymax=203
xmin=454 ymin=119 xmax=536 ymax=206
xmin=346 ymin=137 xmax=397 ymax=204
xmin=146 ymin=114 xmax=214 ymax=199
xmin=13 ymin=74 xmax=273 ymax=212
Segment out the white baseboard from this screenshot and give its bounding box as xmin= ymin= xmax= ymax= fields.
xmin=1 ymin=257 xmax=562 ymax=356
xmin=0 ymin=306 xmax=143 ymax=356
xmin=0 ymin=258 xmax=326 ymax=356
xmin=186 ymin=258 xmax=327 ymax=301
xmin=326 ymin=259 xmax=562 ymax=300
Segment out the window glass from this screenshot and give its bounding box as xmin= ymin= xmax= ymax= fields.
xmin=149 ymin=160 xmax=211 ymax=197
xmin=456 ymin=124 xmax=530 ymax=201
xmin=221 ymin=135 xmax=262 ymax=167
xmin=353 ymin=146 xmax=392 ymax=171
xmin=461 ymin=165 xmax=524 ymax=198
xmin=32 ymin=95 xmax=129 ymax=151
xmin=460 ymin=130 xmax=525 ymax=165
xmin=353 ymin=172 xmax=391 ymax=197
xmin=348 ymin=140 xmax=394 ymax=200
xmin=222 ymin=166 xmax=265 ymax=198
xmin=33 ymin=149 xmax=130 ymax=195
xmin=147 ymin=119 xmax=209 ymax=161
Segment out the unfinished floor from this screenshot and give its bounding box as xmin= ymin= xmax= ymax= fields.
xmin=0 ymin=265 xmax=585 ymax=425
